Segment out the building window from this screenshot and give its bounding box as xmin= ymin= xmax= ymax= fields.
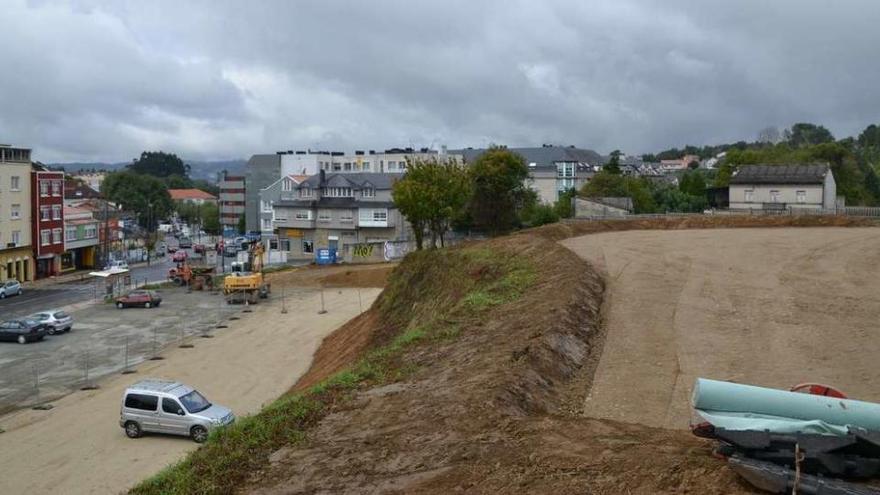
xmin=294 ymin=210 xmax=312 ymax=220
xmin=317 ymin=210 xmax=331 ymax=222
xmin=362 ymin=188 xmax=375 ymax=198
xmin=300 ymin=187 xmax=313 ymax=198
xmin=332 ymin=162 xmax=342 ymax=171
xmin=261 ymin=218 xmax=272 ymax=230
xmin=340 ymin=210 xmax=353 ymax=223
xmin=10 ymin=204 xmax=20 ymax=219
xmin=282 ymin=179 xmax=293 ymax=192
xmin=66 ymin=226 xmax=77 ymax=240
xmin=41 ymin=230 xmax=50 ymax=246
xmin=261 ymin=200 xmax=272 ymax=212
xmin=362 ymin=161 xmax=370 ymax=171
xmin=343 ymin=162 xmax=352 ymax=171
xmin=744 ymin=189 xmax=754 ymax=202
xmin=52 ymin=181 xmax=62 ymax=196
xmin=359 ymin=208 xmax=388 ymax=224
xmin=770 ymin=190 xmax=781 ymax=203
xmin=10 ymin=176 xmax=20 ymax=191
xmin=796 ymin=190 xmax=806 ymax=204
xmin=41 ymin=206 xmax=51 ymax=221
xmin=303 ymin=240 xmax=314 ymax=254
xmin=52 ymin=228 xmax=62 ymax=244
xmin=40 ymin=181 xmax=49 ymax=196
xmin=52 ymin=204 xmax=62 ymax=220
xmin=398 ymin=160 xmax=407 ymax=170
xmin=11 ymin=231 xmax=20 ymax=245
xmin=84 ymin=225 xmax=97 ymax=238
xmin=556 ymin=162 xmax=575 ymax=178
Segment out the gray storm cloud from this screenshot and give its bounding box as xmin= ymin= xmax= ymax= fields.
xmin=1 ymin=0 xmax=879 ymax=162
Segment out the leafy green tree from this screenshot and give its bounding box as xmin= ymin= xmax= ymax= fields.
xmin=603 ymin=150 xmax=622 ymax=174
xmin=392 ymin=159 xmax=470 ymax=249
xmin=467 ymin=147 xmax=531 ymax=235
xmin=165 ymin=174 xmax=193 ymax=189
xmin=679 ymin=170 xmax=707 ymax=197
xmin=858 ymin=124 xmax=880 ymax=148
xmin=102 ymin=171 xmax=173 ymax=230
xmin=579 ymin=172 xmax=657 ymax=213
xmin=200 ymin=203 xmax=221 ymax=236
xmin=128 ymin=151 xmax=189 ymax=178
xmin=653 ymin=184 xmax=708 ymax=212
xmin=237 ymin=214 xmax=246 ymax=235
xmin=554 ymin=188 xmax=577 ymax=218
xmin=785 ymin=123 xmax=835 ymax=148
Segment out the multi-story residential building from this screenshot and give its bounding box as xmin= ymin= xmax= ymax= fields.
xmin=64 ymin=178 xmax=101 ymax=201
xmin=728 ymin=164 xmax=837 ymax=210
xmin=258 ymin=174 xmax=308 ymax=245
xmin=168 ymin=188 xmax=217 ymax=205
xmin=453 ymin=145 xmax=602 ymax=203
xmin=219 ymin=172 xmax=245 ymax=231
xmin=0 ymin=144 xmax=34 ymax=282
xmin=62 ymin=205 xmax=100 ymax=270
xmin=32 ymin=165 xmax=65 ymax=278
xmin=244 ymin=148 xmax=460 ymax=233
xmin=272 ymin=171 xmax=406 ymax=260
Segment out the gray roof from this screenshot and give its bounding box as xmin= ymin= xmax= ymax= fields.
xmin=586 ymin=197 xmax=634 ymax=211
xmin=729 ymin=164 xmax=830 ymax=185
xmin=299 ymin=172 xmax=405 ymax=190
xmin=450 ymin=146 xmax=603 ymax=169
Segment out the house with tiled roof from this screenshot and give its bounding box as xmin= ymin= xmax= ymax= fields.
xmin=168 ymin=188 xmax=217 ymax=205
xmin=258 ymin=174 xmax=309 ymax=241
xmin=728 ymin=164 xmax=837 ymax=210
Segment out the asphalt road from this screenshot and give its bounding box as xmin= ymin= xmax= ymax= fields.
xmin=0 ymin=255 xmax=178 ymax=320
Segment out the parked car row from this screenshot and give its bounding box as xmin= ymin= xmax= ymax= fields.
xmin=0 ymin=310 xmax=74 ymax=344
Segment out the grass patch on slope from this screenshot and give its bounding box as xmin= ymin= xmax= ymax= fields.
xmin=131 ymin=244 xmax=534 ymax=495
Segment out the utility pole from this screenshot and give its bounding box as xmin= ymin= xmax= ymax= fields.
xmin=102 ymin=199 xmax=110 ymax=268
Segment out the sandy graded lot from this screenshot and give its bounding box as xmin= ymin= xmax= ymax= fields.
xmin=0 ymin=287 xmax=380 ymax=495
xmin=562 ymin=227 xmax=880 ymax=429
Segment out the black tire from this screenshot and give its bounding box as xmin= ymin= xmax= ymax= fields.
xmin=17 ymin=289 xmax=22 ymax=296
xmin=144 ymin=302 xmax=151 ymax=309
xmin=116 ymin=302 xmax=124 ymax=309
xmin=17 ymin=335 xmax=27 ymax=345
xmin=47 ymin=327 xmax=56 ymax=336
xmin=0 ymin=292 xmax=6 ymax=299
xmin=124 ymin=421 xmax=142 ymax=439
xmin=191 ymin=425 xmax=208 ymax=443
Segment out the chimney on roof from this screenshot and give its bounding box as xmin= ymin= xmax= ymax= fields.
xmin=319 ymin=169 xmax=326 ymax=186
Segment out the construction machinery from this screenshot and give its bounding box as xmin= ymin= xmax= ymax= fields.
xmin=168 ymin=258 xmax=216 ymax=290
xmin=223 ymin=242 xmax=270 ymax=304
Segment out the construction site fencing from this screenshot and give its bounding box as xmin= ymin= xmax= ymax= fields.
xmin=0 ymin=298 xmax=242 ymax=415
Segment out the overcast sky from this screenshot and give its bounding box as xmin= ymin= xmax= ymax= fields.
xmin=2 ymin=0 xmax=879 ymax=162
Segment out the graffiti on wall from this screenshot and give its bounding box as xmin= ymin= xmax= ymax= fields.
xmin=383 ymin=241 xmax=411 ymax=261
xmin=352 ymin=243 xmax=375 ymax=258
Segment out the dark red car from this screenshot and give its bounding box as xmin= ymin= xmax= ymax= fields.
xmin=171 ymin=250 xmax=187 ymax=262
xmin=193 ymin=244 xmax=206 ymax=254
xmin=115 ymin=290 xmax=162 ymax=309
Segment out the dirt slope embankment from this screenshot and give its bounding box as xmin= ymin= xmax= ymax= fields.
xmin=242 ymin=232 xmax=753 ymax=494
xmin=137 ymin=216 xmax=878 ymax=494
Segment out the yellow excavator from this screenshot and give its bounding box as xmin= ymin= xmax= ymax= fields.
xmin=223 ymin=242 xmax=270 ymax=304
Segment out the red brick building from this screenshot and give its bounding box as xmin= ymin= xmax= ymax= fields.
xmin=31 ymin=167 xmax=65 ymax=278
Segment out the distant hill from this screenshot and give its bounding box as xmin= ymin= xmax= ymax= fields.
xmin=47 ymin=159 xmax=247 ymax=182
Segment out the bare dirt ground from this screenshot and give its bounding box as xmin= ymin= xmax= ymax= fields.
xmin=0 ymin=287 xmax=380 ymax=495
xmin=562 ymin=227 xmax=880 ymax=429
xmin=237 ymin=219 xmax=879 ymax=495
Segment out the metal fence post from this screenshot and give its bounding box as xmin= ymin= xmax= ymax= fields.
xmin=149 ymin=328 xmax=164 ymax=360
xmin=318 ymin=287 xmax=327 ymax=315
xmin=179 ymin=325 xmax=194 ymax=348
xmin=81 ymin=349 xmax=99 ymax=390
xmin=122 ymin=335 xmax=136 ymax=374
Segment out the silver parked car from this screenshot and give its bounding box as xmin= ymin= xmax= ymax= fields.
xmin=28 ymin=310 xmax=73 ymax=335
xmin=0 ymin=279 xmax=22 ymax=299
xmin=120 ymin=379 xmax=235 ymax=443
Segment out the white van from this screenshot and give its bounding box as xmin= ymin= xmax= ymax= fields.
xmin=120 ymin=379 xmax=235 ymax=443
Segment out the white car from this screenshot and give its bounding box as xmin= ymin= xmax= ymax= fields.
xmin=28 ymin=310 xmax=74 ymax=335
xmin=105 ymin=260 xmax=129 ymax=271
xmin=0 ymin=279 xmax=22 ymax=299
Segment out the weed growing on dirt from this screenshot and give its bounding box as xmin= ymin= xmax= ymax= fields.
xmin=131 ymin=245 xmax=536 ymax=495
